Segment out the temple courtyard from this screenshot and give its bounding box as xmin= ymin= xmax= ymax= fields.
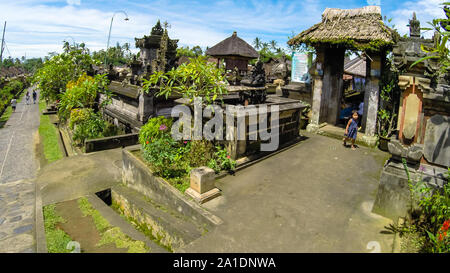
xmin=180 ymin=132 xmax=394 ymax=252
xmin=0 ymin=93 xmax=395 ymax=252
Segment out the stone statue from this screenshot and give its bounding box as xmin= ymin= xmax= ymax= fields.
xmin=242 ymin=60 xmax=265 ymax=87
xmin=409 ymin=12 xmax=420 ymax=37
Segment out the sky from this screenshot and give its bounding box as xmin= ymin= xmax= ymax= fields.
xmin=0 ymin=0 xmax=447 ymax=59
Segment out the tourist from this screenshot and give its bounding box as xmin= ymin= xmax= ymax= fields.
xmin=343 ymin=111 xmax=359 ymax=150
xmin=26 ymin=91 xmax=30 ymax=105
xmin=10 ymin=98 xmax=17 ymax=112
xmin=32 ymin=90 xmax=37 ymax=104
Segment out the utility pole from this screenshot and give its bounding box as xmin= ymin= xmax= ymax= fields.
xmin=0 ymin=21 xmax=6 ymax=67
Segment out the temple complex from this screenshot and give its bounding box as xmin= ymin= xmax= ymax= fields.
xmin=98 ymin=21 xmax=179 ymax=132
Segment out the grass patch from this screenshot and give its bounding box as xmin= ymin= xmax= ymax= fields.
xmin=38 ymin=100 xmax=63 ymax=163
xmin=77 ymin=197 xmax=149 ymax=253
xmin=43 ymin=204 xmax=73 ymax=253
xmin=167 ymin=176 xmax=190 ymax=193
xmin=111 ymin=200 xmax=173 ymax=252
xmin=0 ymin=106 xmax=12 ymax=128
xmin=399 ymin=225 xmax=426 ymax=253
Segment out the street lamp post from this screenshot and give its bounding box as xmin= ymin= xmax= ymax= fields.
xmin=105 ymin=10 xmax=129 ymax=67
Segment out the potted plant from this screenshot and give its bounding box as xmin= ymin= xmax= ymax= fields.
xmin=377 ymin=78 xmax=398 ymax=151
xmin=377 ymin=109 xmax=396 ymax=151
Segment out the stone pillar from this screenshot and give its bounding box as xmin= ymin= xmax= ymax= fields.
xmin=138 ymin=92 xmax=154 ymax=123
xmin=322 ymin=47 xmax=345 ymax=125
xmin=306 ymin=48 xmax=324 ymax=133
xmin=185 ymin=167 xmax=221 ymax=204
xmin=362 ymin=53 xmax=382 ymax=146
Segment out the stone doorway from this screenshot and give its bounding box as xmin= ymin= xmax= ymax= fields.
xmin=287 ymin=6 xmax=395 ymax=147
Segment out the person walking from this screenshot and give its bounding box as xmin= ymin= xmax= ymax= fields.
xmin=343 ymin=111 xmax=359 ymax=150
xmin=10 ymin=98 xmax=17 ymax=112
xmin=32 ymin=90 xmax=37 ymax=104
xmin=25 ymin=91 xmax=30 ymax=105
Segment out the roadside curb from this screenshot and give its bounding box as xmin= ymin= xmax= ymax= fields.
xmin=35 ymin=182 xmax=47 ymax=253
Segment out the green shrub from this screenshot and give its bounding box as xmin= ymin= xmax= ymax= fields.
xmin=69 ymin=108 xmax=93 ymax=130
xmin=402 ymin=163 xmax=450 ymax=253
xmin=187 ymin=140 xmax=215 ymax=168
xmin=0 ymin=79 xmax=25 ymax=115
xmin=208 ymin=145 xmax=236 ymax=173
xmin=139 ymin=117 xmax=236 ymax=191
xmin=72 ymin=112 xmax=107 ymax=145
xmin=138 ymin=116 xmax=173 ymax=145
xmin=141 ymin=132 xmax=190 ymax=178
xmin=58 ymin=73 xmax=109 ymax=121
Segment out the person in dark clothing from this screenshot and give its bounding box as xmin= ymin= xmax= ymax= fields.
xmin=32 ymin=90 xmax=37 ymax=104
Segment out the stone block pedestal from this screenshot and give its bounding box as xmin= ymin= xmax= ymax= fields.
xmin=185 ymin=167 xmax=221 ymax=204
xmin=361 ymin=135 xmax=378 ymax=147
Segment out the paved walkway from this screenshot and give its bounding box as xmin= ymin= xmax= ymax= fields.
xmin=0 ymin=89 xmax=40 ymax=253
xmin=180 ymin=132 xmax=394 ymax=253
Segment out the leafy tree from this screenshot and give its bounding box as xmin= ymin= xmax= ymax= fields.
xmin=270 ymin=40 xmax=278 ymax=50
xmin=23 ymin=58 xmax=44 ymax=73
xmin=253 ymin=37 xmax=262 ymax=50
xmin=58 ymin=73 xmax=109 ymax=121
xmin=176 ymin=46 xmax=203 ymax=58
xmin=142 ymin=56 xmax=228 ymax=104
xmin=92 ymin=42 xmax=134 ymax=66
xmin=411 ymin=3 xmax=450 ymax=75
xmin=32 ymin=42 xmax=97 ymax=102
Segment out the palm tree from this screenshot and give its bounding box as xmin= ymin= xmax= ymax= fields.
xmin=262 ymin=42 xmax=269 ymax=51
xmin=253 ymin=37 xmax=262 ymax=50
xmin=270 ymin=40 xmax=278 ymax=51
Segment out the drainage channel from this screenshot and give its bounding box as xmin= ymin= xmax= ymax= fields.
xmin=94 ymin=187 xmax=207 ymax=253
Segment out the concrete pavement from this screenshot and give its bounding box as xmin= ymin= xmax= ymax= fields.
xmin=179 ymin=132 xmax=394 ymax=253
xmin=0 ymin=88 xmax=40 ymax=253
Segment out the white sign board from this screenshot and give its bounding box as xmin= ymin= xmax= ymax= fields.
xmin=291 ymin=52 xmax=309 ymax=83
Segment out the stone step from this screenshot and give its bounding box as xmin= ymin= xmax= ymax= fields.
xmin=87 ymin=194 xmax=168 ymax=253
xmin=111 ymin=184 xmax=206 ymax=252
xmin=316 ymin=125 xmax=376 ymax=147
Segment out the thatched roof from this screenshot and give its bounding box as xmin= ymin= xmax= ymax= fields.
xmin=344 ymin=56 xmax=366 ymax=77
xmin=206 ymin=31 xmax=259 ymax=59
xmin=288 ymin=6 xmax=395 ymax=52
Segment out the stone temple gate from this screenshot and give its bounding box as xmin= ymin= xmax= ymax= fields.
xmin=288 ymin=5 xmax=396 ymax=146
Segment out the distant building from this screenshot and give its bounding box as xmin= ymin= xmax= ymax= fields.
xmin=206 ymin=31 xmax=259 ymax=75
xmin=343 ymin=55 xmax=366 ymax=94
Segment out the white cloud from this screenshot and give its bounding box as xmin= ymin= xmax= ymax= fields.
xmin=67 ymin=0 xmax=81 ymax=6
xmin=0 ymin=0 xmax=324 ymax=58
xmin=387 ymin=0 xmax=445 ymax=38
xmin=367 ymin=0 xmax=381 ymax=5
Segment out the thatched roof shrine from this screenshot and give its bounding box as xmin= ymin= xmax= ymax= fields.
xmin=206 ymin=31 xmax=259 ymax=59
xmin=288 ymin=6 xmax=396 ymax=52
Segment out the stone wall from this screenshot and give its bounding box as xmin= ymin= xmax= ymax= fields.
xmin=121 ymin=147 xmax=223 ymax=228
xmin=84 ymin=133 xmax=139 ymax=153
